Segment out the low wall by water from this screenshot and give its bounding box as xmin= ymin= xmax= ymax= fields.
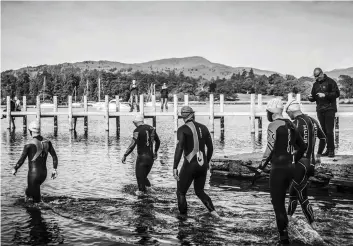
xmin=210 ymin=153 xmax=353 ymax=188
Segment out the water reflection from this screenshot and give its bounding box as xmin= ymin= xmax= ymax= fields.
xmin=132 ymin=197 xmax=155 ymax=244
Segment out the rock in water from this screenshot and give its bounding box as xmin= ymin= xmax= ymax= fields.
xmin=288 ymin=216 xmax=326 ymax=245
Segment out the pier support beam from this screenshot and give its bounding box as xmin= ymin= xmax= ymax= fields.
xmin=257 ymin=94 xmax=262 ymax=132
xmin=105 ymin=95 xmax=109 ymax=131
xmin=220 ymin=94 xmax=225 ymax=140
xmin=152 ymin=95 xmax=156 ymax=128
xmin=115 ymin=95 xmax=120 ymax=137
xmin=174 ymin=94 xmax=178 ymax=132
xmin=36 ymin=96 xmax=41 ymax=130
xmin=250 ymin=94 xmax=255 ymax=133
xmin=68 ymin=96 xmax=73 ymax=131
xmin=6 ymin=96 xmax=11 ymax=129
xmin=54 ymin=96 xmax=58 ymax=135
xmin=23 ymin=96 xmax=27 ymax=132
xmin=210 ymin=94 xmax=214 ymax=134
xmin=184 ymin=94 xmax=189 ymax=106
xmin=84 ymin=96 xmax=88 ymax=134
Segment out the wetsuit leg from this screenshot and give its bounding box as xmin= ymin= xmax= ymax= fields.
xmin=270 ymin=167 xmax=292 ymax=244
xmin=135 ymin=155 xmax=154 ymax=192
xmin=193 ymin=167 xmax=215 ymax=212
xmin=291 ymin=159 xmax=315 ymax=224
xmin=27 ymin=169 xmax=47 ymax=203
xmin=177 ymin=162 xmax=194 ymax=214
xmin=288 ymin=183 xmax=298 ymax=217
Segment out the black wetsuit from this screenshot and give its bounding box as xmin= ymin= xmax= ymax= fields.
xmin=160 ymin=88 xmax=169 ymax=110
xmin=174 ymin=120 xmax=215 ymax=215
xmin=259 ymin=119 xmax=306 ymax=243
xmin=14 ymin=136 xmax=58 ymax=203
xmin=288 ymin=114 xmax=326 ymax=224
xmin=124 ymin=124 xmax=160 ymax=192
xmin=129 ymin=85 xmax=139 ymax=111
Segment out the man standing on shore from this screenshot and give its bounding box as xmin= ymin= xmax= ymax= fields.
xmin=308 ymin=68 xmax=340 ymax=157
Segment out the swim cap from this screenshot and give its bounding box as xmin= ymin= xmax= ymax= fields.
xmin=180 ymin=106 xmax=195 ymax=121
xmin=133 ymin=114 xmax=144 ymax=123
xmin=266 ymin=98 xmax=283 ymax=114
xmin=285 ymin=100 xmax=301 ymax=112
xmin=28 ymin=121 xmax=40 ymax=133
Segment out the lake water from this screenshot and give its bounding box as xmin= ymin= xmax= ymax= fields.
xmin=1 ymin=104 xmax=353 ymax=245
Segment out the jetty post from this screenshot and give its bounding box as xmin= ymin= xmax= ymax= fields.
xmin=210 ymin=94 xmax=214 ymax=134
xmin=139 ymin=94 xmax=144 ymax=116
xmin=257 ymin=94 xmax=262 ymax=131
xmin=83 ymin=96 xmax=88 ymax=133
xmin=6 ymin=96 xmax=11 ymax=129
xmin=105 ymin=95 xmax=109 ymax=131
xmin=53 ymin=96 xmax=58 ymax=133
xmin=184 ymin=94 xmax=189 ymax=106
xmin=22 ymin=96 xmax=27 ymax=131
xmin=220 ymin=94 xmax=225 ymax=139
xmin=250 ymin=94 xmax=256 ymax=133
xmin=115 ymin=95 xmax=120 ymax=137
xmin=296 ymin=93 xmax=301 ymax=102
xmin=36 ymin=96 xmax=41 ymax=129
xmin=288 ymin=93 xmax=293 ymax=102
xmin=68 ymin=96 xmax=73 ymax=130
xmin=152 ymin=94 xmax=156 ymax=128
xmin=173 ymin=94 xmax=178 ymax=132
xmin=335 ymin=98 xmax=340 ymax=133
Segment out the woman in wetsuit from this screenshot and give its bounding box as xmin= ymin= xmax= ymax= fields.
xmin=173 ymin=106 xmax=220 ymax=218
xmin=255 ymin=98 xmax=306 ymax=245
xmin=121 ymin=114 xmax=160 ymax=196
xmin=285 ymin=100 xmax=327 ymax=230
xmin=12 ymin=121 xmax=58 ymax=203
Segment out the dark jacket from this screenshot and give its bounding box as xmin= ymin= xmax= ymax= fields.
xmin=160 ymin=88 xmax=169 ymax=98
xmin=309 ymin=74 xmax=340 ymax=112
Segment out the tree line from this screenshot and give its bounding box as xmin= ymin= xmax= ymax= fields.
xmin=1 ymin=66 xmax=353 ymax=104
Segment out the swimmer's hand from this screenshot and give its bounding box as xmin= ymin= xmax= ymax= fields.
xmin=121 ymin=155 xmax=127 ymax=164
xmin=173 ymin=169 xmax=179 ymax=181
xmin=51 ymin=169 xmax=57 ymax=179
xmin=153 ymin=152 xmax=158 ymax=160
xmin=12 ymin=168 xmax=17 ymax=176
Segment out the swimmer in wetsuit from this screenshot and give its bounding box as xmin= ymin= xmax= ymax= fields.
xmin=173 ymin=106 xmax=220 ymax=218
xmin=285 ymin=100 xmax=327 ymax=230
xmin=129 ymin=80 xmax=139 ymax=112
xmin=255 ymin=98 xmax=306 ymax=245
xmin=121 ymin=114 xmax=160 ymax=196
xmin=12 ymin=121 xmax=58 ymax=203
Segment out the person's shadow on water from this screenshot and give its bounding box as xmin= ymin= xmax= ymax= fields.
xmin=13 ymin=205 xmax=64 ymax=245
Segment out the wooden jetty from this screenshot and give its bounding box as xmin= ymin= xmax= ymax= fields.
xmin=3 ymin=93 xmax=353 ymax=137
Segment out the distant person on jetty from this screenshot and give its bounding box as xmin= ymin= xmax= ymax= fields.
xmin=285 ymin=99 xmax=327 ymax=230
xmin=254 ymin=98 xmax=306 ymax=245
xmin=129 ymin=80 xmax=139 ymax=112
xmin=160 ymin=83 xmax=169 ymax=112
xmin=308 ymin=67 xmax=340 ymax=158
xmin=122 ymin=114 xmax=160 ymax=196
xmin=173 ymin=106 xmax=220 ymax=218
xmin=14 ymin=96 xmax=21 ymax=111
xmin=1 ymin=95 xmax=17 ymax=128
xmin=12 ymin=121 xmax=58 ymax=203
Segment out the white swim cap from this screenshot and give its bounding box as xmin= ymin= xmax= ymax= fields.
xmin=266 ymin=98 xmax=283 ymax=114
xmin=285 ymin=100 xmax=301 ymax=112
xmin=28 ymin=120 xmax=40 ymax=133
xmin=133 ymin=114 xmax=144 ymax=123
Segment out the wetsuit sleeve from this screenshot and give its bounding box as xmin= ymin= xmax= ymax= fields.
xmin=154 ymin=131 xmax=160 ymax=153
xmin=48 ymin=141 xmax=58 ymax=169
xmin=14 ymin=145 xmax=29 ymax=171
xmin=260 ymin=123 xmax=276 ymax=169
xmin=312 ymin=118 xmax=327 ymax=155
xmin=294 ymin=128 xmax=306 ymax=163
xmin=124 ymin=131 xmax=138 ymax=157
xmin=173 ymin=127 xmax=185 ymax=169
xmin=205 ymin=127 xmax=213 ymax=164
xmin=325 ymin=79 xmax=340 ymax=100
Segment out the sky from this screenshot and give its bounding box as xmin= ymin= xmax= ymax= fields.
xmin=1 ymin=1 xmax=353 ymax=77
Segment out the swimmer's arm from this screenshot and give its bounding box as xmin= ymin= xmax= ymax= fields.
xmin=259 ymin=124 xmax=276 ymax=170
xmin=294 ymin=129 xmax=306 ymax=163
xmin=173 ymin=128 xmax=185 ymax=169
xmin=124 ymin=139 xmax=137 ymax=157
xmin=154 ymin=131 xmax=160 ymax=153
xmin=14 ymin=145 xmax=29 ymax=171
xmin=205 ymin=128 xmax=213 ymax=164
xmin=313 ymin=118 xmax=327 ymax=155
xmin=48 ymin=142 xmax=58 ymax=169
